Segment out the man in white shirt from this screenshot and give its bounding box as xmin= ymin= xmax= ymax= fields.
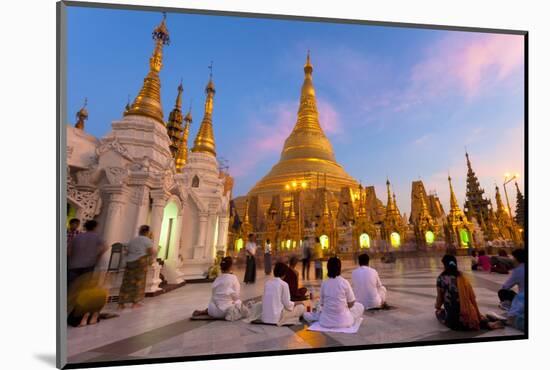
xmin=261 ymin=263 xmax=305 ymax=325
xmin=351 ymin=253 xmax=387 ymax=310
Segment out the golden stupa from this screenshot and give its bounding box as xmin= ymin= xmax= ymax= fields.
xmin=248 ymin=52 xmax=359 ymax=199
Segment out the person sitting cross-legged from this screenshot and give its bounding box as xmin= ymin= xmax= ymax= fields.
xmin=257 ymin=262 xmax=305 ymax=326
xmin=283 ymin=256 xmax=309 ymax=301
xmin=351 ymin=253 xmax=387 ymax=310
xmin=304 ymin=257 xmax=364 ymax=328
xmin=192 ymin=257 xmax=249 ymax=321
xmin=498 ymin=249 xmax=525 ymax=311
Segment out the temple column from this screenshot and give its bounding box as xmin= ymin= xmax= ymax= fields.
xmin=193 ymin=212 xmax=209 ymax=259
xmin=216 ymin=216 xmax=229 ymax=254
xmin=146 ymin=189 xmax=170 ymax=294
xmin=132 ymin=185 xmax=151 ymax=234
xmin=97 ymin=185 xmax=130 ymax=270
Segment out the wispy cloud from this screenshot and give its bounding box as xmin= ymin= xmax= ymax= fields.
xmin=409 ymin=33 xmax=524 ymax=100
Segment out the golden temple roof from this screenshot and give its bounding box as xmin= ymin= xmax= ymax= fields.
xmin=191 ymin=69 xmax=217 ymax=156
xmin=124 ymin=14 xmax=169 ymax=125
xmin=248 ymin=52 xmax=358 ymax=197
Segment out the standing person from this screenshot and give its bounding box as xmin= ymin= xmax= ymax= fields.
xmin=117 ymin=225 xmax=157 ymax=310
xmin=301 ymin=236 xmax=311 ymax=281
xmin=67 ymin=220 xmax=107 ymax=287
xmin=313 ymin=237 xmax=323 ymax=280
xmin=498 ymin=249 xmax=526 ymax=311
xmin=351 ymin=253 xmax=387 ymax=309
xmin=264 ymin=238 xmax=273 ymax=276
xmin=67 ymin=218 xmax=81 ymax=248
xmin=244 ymin=233 xmax=257 ymax=284
xmin=259 ymin=262 xmax=305 ymax=326
xmin=435 ymin=255 xmax=502 ymax=330
xmin=193 ymin=257 xmax=249 ymax=321
xmin=304 ymin=257 xmax=364 ymax=328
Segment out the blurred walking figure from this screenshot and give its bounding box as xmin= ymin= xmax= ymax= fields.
xmin=68 ymin=220 xmax=107 ymax=287
xmin=117 ymin=225 xmax=157 ymax=310
xmin=264 ymin=238 xmax=273 ymax=275
xmin=244 ymin=233 xmax=257 ymax=284
xmin=313 ymin=236 xmax=323 ymax=279
xmin=67 ymin=218 xmax=81 ymax=248
xmin=301 ymin=236 xmax=312 ymax=280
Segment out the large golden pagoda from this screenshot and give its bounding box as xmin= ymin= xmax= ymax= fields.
xmin=248 ymin=52 xmax=359 ymax=199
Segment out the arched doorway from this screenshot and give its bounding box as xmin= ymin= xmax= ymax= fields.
xmin=359 ymin=233 xmax=370 ymax=249
xmin=158 ymin=201 xmax=179 ymax=261
xmin=390 ymin=232 xmax=401 ymax=248
xmin=320 ymin=234 xmax=329 ymax=250
xmin=425 ymin=230 xmax=435 ymax=245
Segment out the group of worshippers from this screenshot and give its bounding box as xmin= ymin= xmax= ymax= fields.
xmin=67 ymin=219 xmax=159 ymax=327
xmin=242 ymin=235 xmax=324 ymax=285
xmin=471 ymin=249 xmax=516 ymax=274
xmin=192 ymin=252 xmax=388 ymax=328
xmin=436 ymin=248 xmax=525 ymax=332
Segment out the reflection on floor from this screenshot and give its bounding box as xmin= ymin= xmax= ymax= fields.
xmin=67 ymin=256 xmax=523 ymax=364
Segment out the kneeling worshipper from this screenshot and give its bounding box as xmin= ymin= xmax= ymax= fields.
xmin=192 ymin=257 xmax=249 ymax=321
xmin=351 ymin=253 xmax=387 ymax=309
xmin=67 ymin=271 xmax=108 ymax=327
xmin=283 ymin=256 xmax=309 ymax=301
xmin=304 ymin=257 xmax=364 ymax=328
xmin=246 ymin=262 xmax=305 ymax=326
xmin=435 ymin=255 xmax=503 ymax=331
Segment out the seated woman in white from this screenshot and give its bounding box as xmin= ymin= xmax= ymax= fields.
xmin=259 ymin=262 xmax=305 ymax=326
xmin=351 ymin=253 xmax=387 ymax=309
xmin=304 ymin=257 xmax=364 ymax=328
xmin=193 ymin=257 xmax=248 ymax=320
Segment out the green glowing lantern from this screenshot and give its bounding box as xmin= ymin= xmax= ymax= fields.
xmin=320 ymin=235 xmax=329 ymax=250
xmin=459 ymin=229 xmax=470 ymax=246
xmin=359 ymin=233 xmax=370 ymax=248
xmin=390 ymin=232 xmax=401 ymax=248
xmin=425 ymin=230 xmax=435 ymax=245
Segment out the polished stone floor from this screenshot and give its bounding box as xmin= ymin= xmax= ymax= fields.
xmin=67 ymin=256 xmax=523 ymax=365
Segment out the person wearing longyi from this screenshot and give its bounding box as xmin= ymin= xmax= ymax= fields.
xmin=283 ymin=255 xmax=308 ymax=301
xmin=261 ymin=262 xmax=305 ymax=325
xmin=304 ymin=256 xmax=364 ymax=328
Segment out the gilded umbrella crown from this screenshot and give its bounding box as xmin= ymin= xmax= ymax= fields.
xmin=75 ymin=98 xmax=88 ymax=130
xmin=125 ymin=14 xmax=170 ymax=124
xmin=191 ymin=67 xmax=217 ymax=156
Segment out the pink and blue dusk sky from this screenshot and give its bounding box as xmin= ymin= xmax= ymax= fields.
xmin=66 ymin=6 xmax=525 ymax=216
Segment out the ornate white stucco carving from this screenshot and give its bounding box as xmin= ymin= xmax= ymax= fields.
xmin=105 ymin=166 xmax=129 ymax=186
xmin=97 ymin=137 xmax=134 ymax=162
xmin=67 ymin=173 xmax=102 ymax=221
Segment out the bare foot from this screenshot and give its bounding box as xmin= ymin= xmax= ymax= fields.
xmin=88 ymin=312 xmax=100 ymax=325
xmin=192 ymin=309 xmax=207 ymax=317
xmin=131 ymin=302 xmax=144 ymax=309
xmin=78 ymin=313 xmax=90 ymax=327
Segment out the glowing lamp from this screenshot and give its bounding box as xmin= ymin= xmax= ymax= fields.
xmin=359 ymin=233 xmax=370 ymax=248
xmin=320 ymin=235 xmax=329 ymax=250
xmin=235 ymin=238 xmax=244 ymax=251
xmin=285 ymin=184 xmax=290 ymax=190
xmin=301 ymin=181 xmax=307 ymax=188
xmin=459 ymin=229 xmax=470 ymax=247
xmin=292 ymin=181 xmax=297 ymax=188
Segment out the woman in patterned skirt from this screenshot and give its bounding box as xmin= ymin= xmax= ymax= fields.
xmin=117 ymin=225 xmax=157 ymax=309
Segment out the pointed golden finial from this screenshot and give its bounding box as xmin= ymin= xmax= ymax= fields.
xmin=192 ymin=65 xmax=217 ymax=156
xmin=166 ymin=81 xmax=185 ymax=158
xmin=385 ymin=179 xmax=395 ymax=210
xmin=244 ymin=197 xmax=250 ymax=223
xmin=495 ymin=185 xmax=506 ymax=213
xmin=75 ymin=98 xmax=88 ymax=130
xmin=448 ymin=175 xmax=460 ymax=211
xmin=304 ymin=49 xmax=313 ymax=75
xmin=124 ymin=94 xmax=131 ymax=114
xmin=184 ymin=99 xmax=193 ymax=123
xmin=125 ymin=14 xmax=170 ymax=124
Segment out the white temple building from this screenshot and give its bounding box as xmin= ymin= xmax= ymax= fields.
xmin=66 ymin=16 xmax=232 ymax=296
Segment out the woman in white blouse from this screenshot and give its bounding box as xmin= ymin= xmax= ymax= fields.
xmin=192 ymin=257 xmax=248 ymax=320
xmin=260 ymin=262 xmax=305 ymax=325
xmin=304 ymin=257 xmax=364 ymax=328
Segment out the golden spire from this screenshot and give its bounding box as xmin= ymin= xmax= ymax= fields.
xmin=191 ymin=63 xmax=217 ymax=156
xmin=175 ymin=105 xmax=192 ymax=172
xmin=124 ymin=14 xmax=170 ymax=124
xmin=166 ymin=81 xmax=184 ymax=157
xmin=386 ymin=179 xmax=396 ymax=211
xmin=448 ymin=175 xmax=461 ymax=212
xmin=74 ymin=98 xmax=88 ymax=130
xmin=495 ymin=185 xmax=507 ymax=214
xmin=244 ymin=197 xmax=250 ymax=224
